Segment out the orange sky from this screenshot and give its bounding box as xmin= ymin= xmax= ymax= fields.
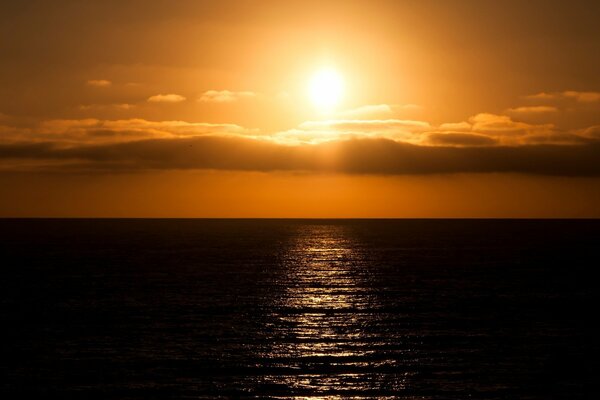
xmin=1 ymin=0 xmax=600 ymax=217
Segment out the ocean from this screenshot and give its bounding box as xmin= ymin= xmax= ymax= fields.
xmin=0 ymin=219 xmax=597 ymax=398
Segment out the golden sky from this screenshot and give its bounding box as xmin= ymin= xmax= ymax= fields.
xmin=1 ymin=0 xmax=600 ymax=217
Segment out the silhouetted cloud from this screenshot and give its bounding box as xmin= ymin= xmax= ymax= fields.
xmin=1 ymin=105 xmax=599 ymax=175
xmin=2 ymin=135 xmax=600 ymax=176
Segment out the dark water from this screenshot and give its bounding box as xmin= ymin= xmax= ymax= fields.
xmin=1 ymin=219 xmax=597 ymax=399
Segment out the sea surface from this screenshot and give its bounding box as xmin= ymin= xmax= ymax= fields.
xmin=0 ymin=219 xmax=597 ymax=399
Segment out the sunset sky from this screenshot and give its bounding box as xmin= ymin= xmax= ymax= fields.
xmin=1 ymin=0 xmax=600 ymax=217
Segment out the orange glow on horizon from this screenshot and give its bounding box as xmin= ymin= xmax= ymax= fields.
xmin=1 ymin=2 xmax=599 ymax=217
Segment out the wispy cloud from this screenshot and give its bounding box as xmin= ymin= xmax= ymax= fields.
xmin=563 ymin=91 xmax=600 ymax=103
xmin=506 ymin=106 xmax=558 ymax=114
xmin=425 ymin=132 xmax=498 ymax=147
xmin=0 ymin=118 xmax=255 ymax=144
xmin=272 ymin=119 xmax=432 ymax=144
xmin=198 ymin=90 xmax=256 ymax=103
xmin=526 ymin=92 xmax=557 ymax=100
xmin=438 ymin=121 xmax=473 ymax=131
xmin=78 ymin=104 xmax=135 ymax=111
xmin=580 ymin=125 xmax=600 ymax=139
xmin=468 ymin=113 xmax=555 ymax=138
xmin=526 ymin=91 xmax=600 ymax=103
xmin=270 ymin=114 xmax=567 ymax=146
xmin=147 ymin=94 xmax=186 ymax=103
xmin=86 ymin=79 xmax=112 ymax=87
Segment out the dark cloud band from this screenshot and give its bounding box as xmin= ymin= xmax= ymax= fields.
xmin=2 ymin=136 xmax=600 ymax=176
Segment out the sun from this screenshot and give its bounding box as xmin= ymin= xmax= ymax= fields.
xmin=308 ymin=68 xmax=344 ymax=110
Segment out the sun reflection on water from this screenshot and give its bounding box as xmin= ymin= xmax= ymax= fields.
xmin=259 ymin=224 xmax=411 ymax=398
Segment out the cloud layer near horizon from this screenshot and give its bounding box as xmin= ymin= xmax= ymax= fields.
xmin=2 ymin=91 xmax=600 ymax=176
xmin=2 ymin=134 xmax=600 ymax=176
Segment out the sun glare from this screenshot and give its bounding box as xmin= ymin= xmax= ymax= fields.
xmin=309 ymin=68 xmax=344 ymax=110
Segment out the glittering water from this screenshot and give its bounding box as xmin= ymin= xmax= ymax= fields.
xmin=1 ymin=219 xmax=597 ymax=398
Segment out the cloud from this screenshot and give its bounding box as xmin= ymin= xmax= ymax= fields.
xmin=198 ymin=90 xmax=256 ymax=103
xmin=2 ymin=98 xmax=599 ymax=175
xmin=273 ymin=119 xmax=432 ymax=144
xmin=469 ymin=113 xmax=555 ymax=137
xmin=0 ymin=124 xmax=20 ymax=138
xmin=78 ymin=104 xmax=135 ymax=111
xmin=425 ymin=132 xmax=498 ymax=146
xmin=438 ymin=121 xmax=473 ymax=131
xmin=2 ymin=136 xmax=600 ymax=176
xmin=563 ymin=91 xmax=600 ymax=103
xmin=424 ymin=114 xmax=573 ymax=145
xmin=580 ymin=125 xmax=600 ymax=139
xmin=525 ymin=92 xmax=556 ymax=100
xmin=0 ymin=118 xmax=255 ymax=144
xmin=86 ymin=79 xmax=112 ymax=87
xmin=147 ymin=94 xmax=186 ymax=103
xmin=506 ymin=106 xmax=558 ymax=114
xmin=521 ymin=132 xmax=589 ymax=145
xmin=526 ymin=91 xmax=600 ymax=103
xmin=1 ymin=112 xmax=586 ymax=150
